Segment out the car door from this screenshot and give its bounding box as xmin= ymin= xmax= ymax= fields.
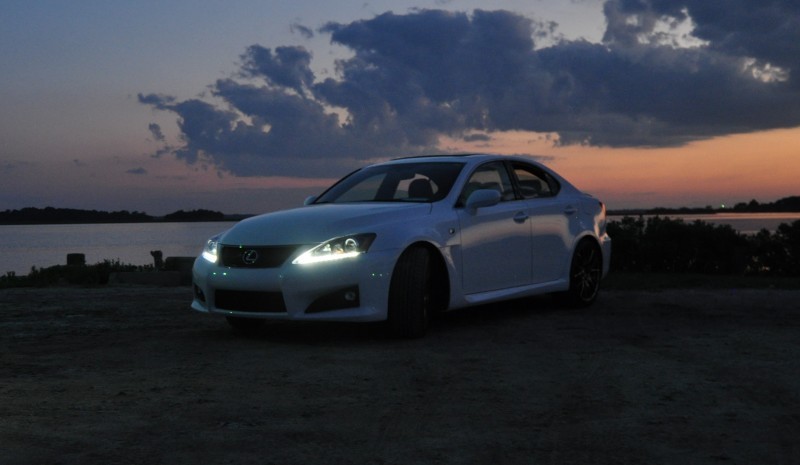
xmin=511 ymin=162 xmax=574 ymax=284
xmin=456 ymin=162 xmax=532 ymax=293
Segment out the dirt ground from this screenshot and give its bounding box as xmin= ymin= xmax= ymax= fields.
xmin=1 ymin=285 xmax=799 ymax=465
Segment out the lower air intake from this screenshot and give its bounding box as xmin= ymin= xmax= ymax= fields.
xmin=215 ymin=290 xmax=287 ymax=312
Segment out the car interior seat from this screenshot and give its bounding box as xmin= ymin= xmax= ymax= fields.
xmin=408 ymin=178 xmax=434 ymax=200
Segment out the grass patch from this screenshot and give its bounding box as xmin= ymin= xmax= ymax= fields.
xmin=603 ymin=272 xmax=800 ymax=291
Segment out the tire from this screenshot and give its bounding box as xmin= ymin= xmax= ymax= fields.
xmin=388 ymin=247 xmax=432 ymax=338
xmin=226 ymin=316 xmax=266 ymax=332
xmin=563 ymin=239 xmax=603 ymax=307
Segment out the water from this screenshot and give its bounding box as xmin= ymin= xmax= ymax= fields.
xmin=0 ymin=222 xmax=235 ymax=276
xmin=607 ymin=212 xmax=800 ymax=236
xmin=2 ymin=213 xmax=800 ymax=276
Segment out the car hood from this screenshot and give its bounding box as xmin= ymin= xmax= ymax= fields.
xmin=220 ymin=203 xmax=432 ymax=245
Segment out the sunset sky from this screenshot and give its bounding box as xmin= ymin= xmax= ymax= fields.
xmin=2 ymin=0 xmax=799 ymax=215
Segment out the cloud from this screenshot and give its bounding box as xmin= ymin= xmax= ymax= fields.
xmin=126 ymin=167 xmax=147 ymax=175
xmin=606 ymin=0 xmax=800 ymax=86
xmin=240 ymin=45 xmax=315 ymax=95
xmin=463 ymin=133 xmax=492 ymax=143
xmin=148 ymin=123 xmax=165 ymax=142
xmin=290 ymin=22 xmax=314 ymax=39
xmin=138 ymin=93 xmax=174 ymax=108
xmin=140 ymin=5 xmax=800 ymax=177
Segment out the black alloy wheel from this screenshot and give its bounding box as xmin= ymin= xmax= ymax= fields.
xmin=565 ymin=239 xmax=602 ymax=307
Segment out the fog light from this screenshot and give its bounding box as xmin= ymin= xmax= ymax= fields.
xmin=305 ymin=285 xmax=360 ymax=313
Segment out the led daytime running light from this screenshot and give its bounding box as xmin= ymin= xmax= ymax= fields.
xmin=293 ymin=234 xmax=376 ymax=265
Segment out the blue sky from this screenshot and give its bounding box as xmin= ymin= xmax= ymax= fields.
xmin=2 ymin=1 xmax=799 ymax=214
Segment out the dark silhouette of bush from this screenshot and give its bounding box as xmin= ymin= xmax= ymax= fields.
xmin=0 ymin=260 xmax=153 ymax=288
xmin=608 ymin=217 xmax=799 ymax=276
xmin=750 ymin=220 xmax=800 ymax=275
xmin=777 ymin=220 xmax=800 ymax=275
xmin=606 ymin=216 xmax=645 ymax=272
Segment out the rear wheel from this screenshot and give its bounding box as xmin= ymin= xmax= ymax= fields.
xmin=388 ymin=247 xmax=432 ymax=338
xmin=563 ymin=239 xmax=602 ymax=307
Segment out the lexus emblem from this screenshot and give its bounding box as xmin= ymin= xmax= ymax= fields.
xmin=241 ymin=249 xmax=259 ymax=265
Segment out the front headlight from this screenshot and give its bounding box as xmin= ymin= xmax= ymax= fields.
xmin=292 ymin=233 xmax=376 ymax=265
xmin=201 ymin=234 xmax=222 ymax=263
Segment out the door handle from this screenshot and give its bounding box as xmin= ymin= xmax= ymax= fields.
xmin=564 ymin=206 xmax=578 ymax=215
xmin=513 ymin=212 xmax=529 ymax=223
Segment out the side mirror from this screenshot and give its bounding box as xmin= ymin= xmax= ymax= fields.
xmin=465 ymin=189 xmax=501 ymax=210
xmin=303 ymin=195 xmax=317 ymax=206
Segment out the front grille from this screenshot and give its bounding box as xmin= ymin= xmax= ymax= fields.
xmin=215 ymin=290 xmax=287 ymax=312
xmin=220 ymin=245 xmax=299 ymax=268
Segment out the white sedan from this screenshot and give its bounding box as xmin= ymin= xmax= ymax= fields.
xmin=192 ymin=154 xmax=611 ymax=337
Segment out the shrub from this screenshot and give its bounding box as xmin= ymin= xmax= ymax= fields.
xmin=750 ymin=220 xmax=800 ymax=275
xmin=0 ymin=260 xmax=153 ymax=288
xmin=608 ymin=216 xmax=798 ymax=276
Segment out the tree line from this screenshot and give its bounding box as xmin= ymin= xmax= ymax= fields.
xmin=609 ymin=195 xmax=800 ymax=216
xmin=0 ymin=207 xmax=235 ymax=225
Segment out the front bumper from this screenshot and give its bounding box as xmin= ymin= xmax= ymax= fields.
xmin=601 ymin=233 xmax=612 ymax=278
xmin=191 ymin=248 xmax=397 ymax=322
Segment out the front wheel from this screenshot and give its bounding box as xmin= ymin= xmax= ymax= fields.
xmin=387 ymin=247 xmax=431 ymax=338
xmin=562 ymin=239 xmax=603 ymax=307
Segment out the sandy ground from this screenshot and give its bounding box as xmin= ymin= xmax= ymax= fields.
xmin=1 ymin=285 xmax=799 ymax=465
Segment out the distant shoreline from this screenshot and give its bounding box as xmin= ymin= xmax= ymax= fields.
xmin=607 ymin=208 xmax=800 ymax=216
xmin=2 ymin=196 xmax=799 ymax=225
xmin=0 ymin=207 xmax=252 ymax=226
xmin=606 ymin=195 xmax=800 ymax=216
xmin=0 ymin=217 xmax=250 ymax=226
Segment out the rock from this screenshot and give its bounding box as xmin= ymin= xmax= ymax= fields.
xmin=164 ymin=257 xmax=195 ymax=285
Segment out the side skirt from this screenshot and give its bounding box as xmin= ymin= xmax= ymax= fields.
xmin=452 ymin=279 xmax=569 ymax=309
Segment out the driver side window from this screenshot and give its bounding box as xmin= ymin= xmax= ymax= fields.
xmin=458 ymin=162 xmax=515 ymax=206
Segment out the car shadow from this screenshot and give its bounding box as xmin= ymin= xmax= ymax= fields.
xmin=196 ymin=319 xmax=389 ymax=345
xmin=432 ymin=294 xmax=565 ymax=331
xmin=193 ymin=294 xmax=571 ymax=345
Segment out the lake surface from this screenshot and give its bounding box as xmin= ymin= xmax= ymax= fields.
xmin=0 ymin=222 xmax=235 ymax=276
xmin=607 ymin=212 xmax=800 ymax=235
xmin=2 ymin=213 xmax=800 ymax=276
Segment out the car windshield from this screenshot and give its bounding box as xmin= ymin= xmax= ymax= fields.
xmin=314 ymin=162 xmax=465 ymax=204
